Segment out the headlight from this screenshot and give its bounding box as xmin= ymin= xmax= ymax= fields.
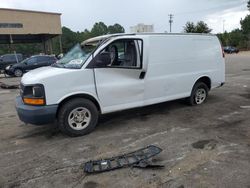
xmin=22 ymin=84 xmax=45 ymax=106
xmin=32 ymin=86 xmax=44 ymax=97
xmin=5 ymin=66 xmax=10 ymax=70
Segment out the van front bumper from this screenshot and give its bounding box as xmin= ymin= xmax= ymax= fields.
xmin=15 ymin=96 xmax=58 ymax=125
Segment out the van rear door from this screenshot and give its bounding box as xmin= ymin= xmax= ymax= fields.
xmin=93 ymin=39 xmax=144 ymax=113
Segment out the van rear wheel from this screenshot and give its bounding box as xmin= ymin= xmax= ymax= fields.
xmin=188 ymin=82 xmax=209 ymax=106
xmin=58 ymin=98 xmax=99 ymax=137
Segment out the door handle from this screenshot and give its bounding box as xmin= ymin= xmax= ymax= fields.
xmin=139 ymin=71 xmax=146 ymax=79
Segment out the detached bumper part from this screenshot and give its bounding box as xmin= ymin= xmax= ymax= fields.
xmin=15 ymin=96 xmax=58 ymax=125
xmin=84 ymin=145 xmax=163 ymax=173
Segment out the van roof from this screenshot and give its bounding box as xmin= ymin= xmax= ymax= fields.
xmin=81 ymin=33 xmax=216 ymax=45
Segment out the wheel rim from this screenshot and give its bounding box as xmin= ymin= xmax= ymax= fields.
xmin=195 ymin=88 xmax=206 ymax=104
xmin=68 ymin=107 xmax=91 ymax=130
xmin=15 ymin=69 xmax=22 ymax=77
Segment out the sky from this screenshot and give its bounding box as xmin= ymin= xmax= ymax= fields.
xmin=1 ymin=0 xmax=249 ymax=34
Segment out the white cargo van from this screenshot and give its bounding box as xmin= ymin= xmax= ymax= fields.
xmin=16 ymin=33 xmax=225 ymax=136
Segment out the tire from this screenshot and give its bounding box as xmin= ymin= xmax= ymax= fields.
xmin=14 ymin=69 xmax=23 ymax=77
xmin=57 ymin=98 xmax=99 ymax=137
xmin=188 ymin=82 xmax=209 ymax=106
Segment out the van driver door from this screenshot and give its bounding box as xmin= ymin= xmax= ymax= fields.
xmin=92 ymin=39 xmax=145 ymax=113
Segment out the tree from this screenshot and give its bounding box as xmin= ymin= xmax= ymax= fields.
xmin=91 ymin=22 xmax=108 ymax=37
xmin=248 ymin=0 xmax=250 ymax=11
xmin=108 ymin=24 xmax=125 ymax=34
xmin=61 ymin=26 xmax=78 ymax=52
xmin=183 ymin=22 xmax=196 ymax=33
xmin=195 ymin=21 xmax=212 ymax=33
xmin=240 ymin=15 xmax=250 ymax=49
xmin=183 ymin=21 xmax=212 ymax=33
xmin=241 ymin=15 xmax=250 ymax=35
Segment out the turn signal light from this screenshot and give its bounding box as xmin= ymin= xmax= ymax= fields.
xmin=23 ymin=98 xmax=45 ymax=105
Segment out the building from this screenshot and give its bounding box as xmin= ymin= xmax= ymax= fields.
xmin=0 ymin=8 xmax=62 ymax=54
xmin=130 ymin=23 xmax=154 ymax=33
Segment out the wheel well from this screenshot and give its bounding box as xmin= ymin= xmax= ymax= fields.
xmin=56 ymin=94 xmax=101 ymax=117
xmin=14 ymin=67 xmax=24 ymax=73
xmin=196 ymin=76 xmax=211 ymax=90
xmin=14 ymin=67 xmax=22 ymax=71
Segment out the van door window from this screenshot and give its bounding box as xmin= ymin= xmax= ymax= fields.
xmin=99 ymin=39 xmax=142 ymax=69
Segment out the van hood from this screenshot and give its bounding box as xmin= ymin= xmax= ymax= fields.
xmin=21 ymin=66 xmax=75 ymax=85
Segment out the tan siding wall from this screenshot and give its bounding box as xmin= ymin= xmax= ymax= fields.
xmin=0 ymin=9 xmax=62 ymax=35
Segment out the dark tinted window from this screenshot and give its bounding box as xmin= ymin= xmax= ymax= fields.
xmin=26 ymin=57 xmax=37 ymax=65
xmin=2 ymin=55 xmax=16 ymax=62
xmin=0 ymin=23 xmax=23 ymax=28
xmin=37 ymin=56 xmax=56 ymax=62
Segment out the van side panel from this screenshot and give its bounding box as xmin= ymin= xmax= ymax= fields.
xmin=42 ymin=69 xmax=99 ymax=106
xmin=144 ymin=35 xmax=224 ymax=105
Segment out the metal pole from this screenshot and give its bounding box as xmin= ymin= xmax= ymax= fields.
xmin=169 ymin=14 xmax=174 ymax=33
xmin=59 ymin=35 xmax=63 ymax=54
xmin=49 ymin=39 xmax=53 ymax=55
xmin=10 ymin=35 xmax=19 ymax=63
xmin=223 ymin=20 xmax=225 ymax=33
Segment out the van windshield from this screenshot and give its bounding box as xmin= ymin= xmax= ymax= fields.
xmin=53 ymin=43 xmax=97 ymax=69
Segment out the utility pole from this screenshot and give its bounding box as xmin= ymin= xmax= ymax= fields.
xmin=223 ymin=20 xmax=225 ymax=33
xmin=169 ymin=14 xmax=174 ymax=33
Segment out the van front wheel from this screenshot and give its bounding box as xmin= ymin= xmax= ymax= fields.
xmin=58 ymin=98 xmax=99 ymax=137
xmin=188 ymin=82 xmax=209 ymax=106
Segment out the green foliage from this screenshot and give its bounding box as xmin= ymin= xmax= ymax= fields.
xmin=184 ymin=21 xmax=212 ymax=33
xmin=240 ymin=15 xmax=250 ymax=35
xmin=240 ymin=14 xmax=250 ymax=49
xmin=0 ymin=43 xmax=43 ymax=56
xmin=183 ymin=22 xmax=196 ymax=33
xmin=60 ymin=22 xmax=125 ymax=52
xmin=217 ymin=29 xmax=247 ymax=49
xmin=108 ymin=24 xmax=125 ymax=34
xmin=195 ymin=21 xmax=212 ymax=33
xmin=248 ymin=0 xmax=250 ymax=11
xmin=91 ymin=22 xmax=108 ymax=37
xmin=61 ymin=27 xmax=78 ymax=52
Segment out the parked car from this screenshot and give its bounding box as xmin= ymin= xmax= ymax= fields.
xmin=223 ymin=46 xmax=239 ymax=54
xmin=0 ymin=53 xmax=23 ymax=71
xmin=5 ymin=55 xmax=57 ymax=77
xmin=16 ymin=33 xmax=225 ymax=136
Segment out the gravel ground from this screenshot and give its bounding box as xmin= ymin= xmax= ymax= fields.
xmin=0 ymin=53 xmax=249 ymax=188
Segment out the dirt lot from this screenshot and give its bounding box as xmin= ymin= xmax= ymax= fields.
xmin=0 ymin=53 xmax=250 ymax=188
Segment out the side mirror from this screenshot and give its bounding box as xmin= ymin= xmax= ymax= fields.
xmin=93 ymin=52 xmax=111 ymax=68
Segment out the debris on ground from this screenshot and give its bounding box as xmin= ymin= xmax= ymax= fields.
xmin=84 ymin=145 xmax=163 ymax=173
xmin=192 ymin=139 xmax=218 ymax=150
xmin=0 ymin=82 xmax=19 ymax=89
xmin=132 ymin=159 xmax=165 ymax=169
